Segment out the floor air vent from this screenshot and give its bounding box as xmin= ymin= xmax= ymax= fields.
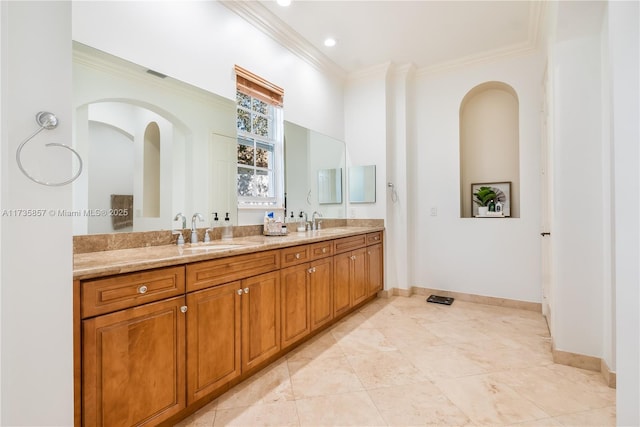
xmin=426 ymin=295 xmax=454 ymax=305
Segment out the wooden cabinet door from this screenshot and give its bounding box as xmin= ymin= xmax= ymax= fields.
xmin=281 ymin=264 xmax=311 ymax=349
xmin=310 ymin=257 xmax=333 ymax=331
xmin=351 ymin=247 xmax=368 ymax=306
xmin=367 ymin=243 xmax=383 ymax=296
xmin=82 ymin=296 xmax=186 ymax=427
xmin=241 ymin=271 xmax=281 ymax=371
xmin=186 ymin=281 xmax=242 ymax=404
xmin=333 ymin=252 xmax=352 ymax=317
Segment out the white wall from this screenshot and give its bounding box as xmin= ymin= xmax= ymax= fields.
xmin=409 ymin=53 xmax=544 ymax=302
xmin=608 ymin=1 xmax=640 ymax=424
xmin=344 ymin=64 xmax=389 ymax=220
xmin=551 ymin=33 xmax=605 ymax=357
xmin=1 ymin=2 xmax=73 ymax=425
xmin=72 ymin=1 xmax=344 ymax=141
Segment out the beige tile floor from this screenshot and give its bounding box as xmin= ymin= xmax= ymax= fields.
xmin=175 ymin=295 xmax=615 ymax=427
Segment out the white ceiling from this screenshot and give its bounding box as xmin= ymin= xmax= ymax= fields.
xmin=224 ymin=1 xmax=544 ymax=76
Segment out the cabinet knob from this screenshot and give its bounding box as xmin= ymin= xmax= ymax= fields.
xmin=322 ymin=248 xmax=327 ymax=253
xmin=138 ymin=285 xmax=148 ymax=294
xmin=180 ymin=306 xmax=188 ymax=313
xmin=351 ymin=255 xmax=356 ymax=261
xmin=308 ymin=267 xmax=316 ymax=274
xmin=243 ymin=287 xmax=249 ymax=294
xmin=237 ymin=289 xmax=243 ymax=295
xmin=374 ymin=236 xmax=379 ymax=240
xmin=295 ymin=253 xmax=301 ymax=259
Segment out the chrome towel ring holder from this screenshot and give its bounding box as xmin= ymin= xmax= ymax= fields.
xmin=16 ymin=111 xmax=83 ymax=187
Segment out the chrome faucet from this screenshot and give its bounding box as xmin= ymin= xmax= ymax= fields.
xmin=174 ymin=212 xmax=186 ymax=229
xmin=191 ymin=213 xmax=204 ymax=243
xmin=311 ymin=211 xmax=323 ymax=230
xmin=299 ymin=210 xmax=309 ymax=231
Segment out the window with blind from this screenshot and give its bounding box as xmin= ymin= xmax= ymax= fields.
xmin=235 ymin=65 xmax=284 ymax=208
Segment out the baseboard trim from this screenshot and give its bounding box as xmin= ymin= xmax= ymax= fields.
xmin=408 ymin=286 xmax=542 ymax=312
xmin=601 ymin=359 xmax=617 ymax=388
xmin=552 ymin=346 xmax=601 ymax=371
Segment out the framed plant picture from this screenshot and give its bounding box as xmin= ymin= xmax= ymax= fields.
xmin=471 ymin=181 xmax=511 ymax=217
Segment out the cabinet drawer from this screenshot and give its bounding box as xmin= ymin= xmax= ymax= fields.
xmin=81 ymin=266 xmax=185 ymax=318
xmin=367 ymin=231 xmax=383 ymax=245
xmin=281 ymin=245 xmax=311 ymax=268
xmin=334 ymin=235 xmax=366 ymax=254
xmin=186 ymin=250 xmax=280 ymax=292
xmin=310 ymin=241 xmax=333 ymax=260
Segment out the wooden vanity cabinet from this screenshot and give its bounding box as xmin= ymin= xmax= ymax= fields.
xmin=333 ymin=235 xmax=368 ymax=316
xmin=186 ymin=281 xmax=242 ymax=404
xmin=82 ymin=296 xmax=187 ymax=427
xmin=241 ymin=271 xmax=281 ymax=371
xmin=309 ymin=256 xmax=334 ymax=331
xmin=280 ymin=263 xmax=311 ymax=349
xmin=280 ymin=240 xmax=334 ymax=349
xmin=81 ymin=267 xmax=187 ymax=427
xmin=366 ymin=232 xmax=384 ymax=296
xmin=185 ymin=256 xmax=281 ymax=404
xmin=77 ymin=230 xmax=382 ymax=426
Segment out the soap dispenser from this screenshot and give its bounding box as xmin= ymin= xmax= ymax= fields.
xmin=212 ymin=212 xmax=219 ymax=229
xmin=222 ymin=212 xmax=233 ymax=240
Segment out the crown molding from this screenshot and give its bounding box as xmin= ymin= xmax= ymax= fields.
xmin=220 ymin=0 xmax=346 ymax=80
xmin=416 ymin=1 xmax=546 ymax=77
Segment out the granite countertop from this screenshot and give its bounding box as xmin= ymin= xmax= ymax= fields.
xmin=74 ymin=226 xmax=384 ymax=280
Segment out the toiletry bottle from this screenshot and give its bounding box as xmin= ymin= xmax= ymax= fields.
xmin=212 ymin=212 xmax=219 ymax=229
xmin=222 ymin=212 xmax=233 ymax=240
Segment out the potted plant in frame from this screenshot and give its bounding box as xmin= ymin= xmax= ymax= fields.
xmin=473 ymin=186 xmax=497 ymax=217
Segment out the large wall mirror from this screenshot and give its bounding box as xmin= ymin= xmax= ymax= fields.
xmin=284 ymin=122 xmax=345 ymax=219
xmin=72 ymin=42 xmax=345 ymax=235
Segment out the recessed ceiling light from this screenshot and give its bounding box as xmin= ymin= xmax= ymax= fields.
xmin=324 ymin=38 xmax=337 ymax=47
xmin=276 ymin=0 xmax=291 ymax=6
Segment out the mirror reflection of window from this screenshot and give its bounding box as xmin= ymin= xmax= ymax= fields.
xmin=349 ymin=165 xmax=376 ymax=203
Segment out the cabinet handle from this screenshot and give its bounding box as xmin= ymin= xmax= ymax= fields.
xmin=374 ymin=236 xmax=379 ymax=240
xmin=243 ymin=287 xmax=249 ymax=294
xmin=295 ymin=253 xmax=301 ymax=259
xmin=180 ymin=306 xmax=188 ymax=313
xmin=308 ymin=267 xmax=316 ymax=274
xmin=322 ymin=248 xmax=327 ymax=253
xmin=237 ymin=289 xmax=243 ymax=295
xmin=138 ymin=285 xmax=148 ymax=294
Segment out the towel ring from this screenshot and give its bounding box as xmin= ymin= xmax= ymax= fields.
xmin=16 ymin=111 xmax=83 ymax=187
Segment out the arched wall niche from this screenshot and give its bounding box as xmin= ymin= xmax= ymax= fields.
xmin=460 ymin=81 xmax=520 ymax=218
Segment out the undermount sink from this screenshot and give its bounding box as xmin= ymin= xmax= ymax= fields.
xmin=184 ymin=243 xmax=245 ymax=251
